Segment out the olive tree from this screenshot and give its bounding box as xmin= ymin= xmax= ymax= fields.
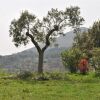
xmin=9 ymin=6 xmax=84 ymax=73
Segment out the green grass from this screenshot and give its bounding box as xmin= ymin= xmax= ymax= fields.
xmin=0 ymin=72 xmax=100 ymax=100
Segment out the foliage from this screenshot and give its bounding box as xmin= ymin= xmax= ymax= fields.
xmin=9 ymin=6 xmax=84 ymax=73
xmin=89 ymin=21 xmax=100 ymax=47
xmin=92 ymin=48 xmax=100 ymax=77
xmin=92 ymin=48 xmax=100 ymax=68
xmin=61 ymin=48 xmax=82 ymax=73
xmin=49 ymin=72 xmax=64 ymax=80
xmin=73 ymin=20 xmax=100 ymax=50
xmin=73 ymin=31 xmax=93 ymax=50
xmin=9 ymin=7 xmax=84 ymax=47
xmin=73 ymin=20 xmax=100 ymax=75
xmin=17 ymin=70 xmax=33 ymax=79
xmin=31 ymin=72 xmax=68 ymax=80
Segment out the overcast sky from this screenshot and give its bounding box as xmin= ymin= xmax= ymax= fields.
xmin=0 ymin=0 xmax=100 ymax=55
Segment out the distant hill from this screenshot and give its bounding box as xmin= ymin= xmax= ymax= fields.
xmin=0 ymin=27 xmax=88 ymax=72
xmin=53 ymin=27 xmax=88 ymax=48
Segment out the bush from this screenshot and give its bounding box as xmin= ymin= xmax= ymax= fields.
xmin=95 ymin=67 xmax=100 ymax=78
xmin=33 ymin=72 xmax=69 ymax=80
xmin=61 ymin=48 xmax=82 ymax=73
xmin=49 ymin=72 xmax=63 ymax=80
xmin=17 ymin=71 xmax=33 ymax=79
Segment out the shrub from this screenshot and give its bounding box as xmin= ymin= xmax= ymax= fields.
xmin=49 ymin=72 xmax=63 ymax=80
xmin=33 ymin=72 xmax=69 ymax=80
xmin=95 ymin=67 xmax=100 ymax=78
xmin=17 ymin=70 xmax=33 ymax=79
xmin=61 ymin=48 xmax=82 ymax=73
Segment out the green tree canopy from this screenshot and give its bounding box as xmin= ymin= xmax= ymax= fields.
xmin=73 ymin=20 xmax=100 ymax=50
xmin=89 ymin=20 xmax=100 ymax=47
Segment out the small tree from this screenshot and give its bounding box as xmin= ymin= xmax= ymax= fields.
xmin=9 ymin=6 xmax=84 ymax=74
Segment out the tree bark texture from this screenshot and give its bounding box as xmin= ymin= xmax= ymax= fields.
xmin=38 ymin=51 xmax=44 ymax=74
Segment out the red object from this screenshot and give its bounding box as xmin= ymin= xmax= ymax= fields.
xmin=79 ymin=58 xmax=88 ymax=73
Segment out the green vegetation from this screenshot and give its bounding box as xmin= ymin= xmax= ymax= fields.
xmin=0 ymin=4 xmax=100 ymax=100
xmin=73 ymin=20 xmax=100 ymax=50
xmin=0 ymin=72 xmax=100 ymax=100
xmin=61 ymin=19 xmax=100 ymax=75
xmin=9 ymin=6 xmax=84 ymax=73
xmin=92 ymin=48 xmax=100 ymax=77
xmin=61 ymin=48 xmax=82 ymax=73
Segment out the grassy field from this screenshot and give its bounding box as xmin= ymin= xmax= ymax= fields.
xmin=0 ymin=72 xmax=100 ymax=100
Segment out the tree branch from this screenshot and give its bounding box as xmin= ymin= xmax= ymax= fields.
xmin=26 ymin=32 xmax=41 ymax=52
xmin=42 ymin=27 xmax=58 ymax=52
